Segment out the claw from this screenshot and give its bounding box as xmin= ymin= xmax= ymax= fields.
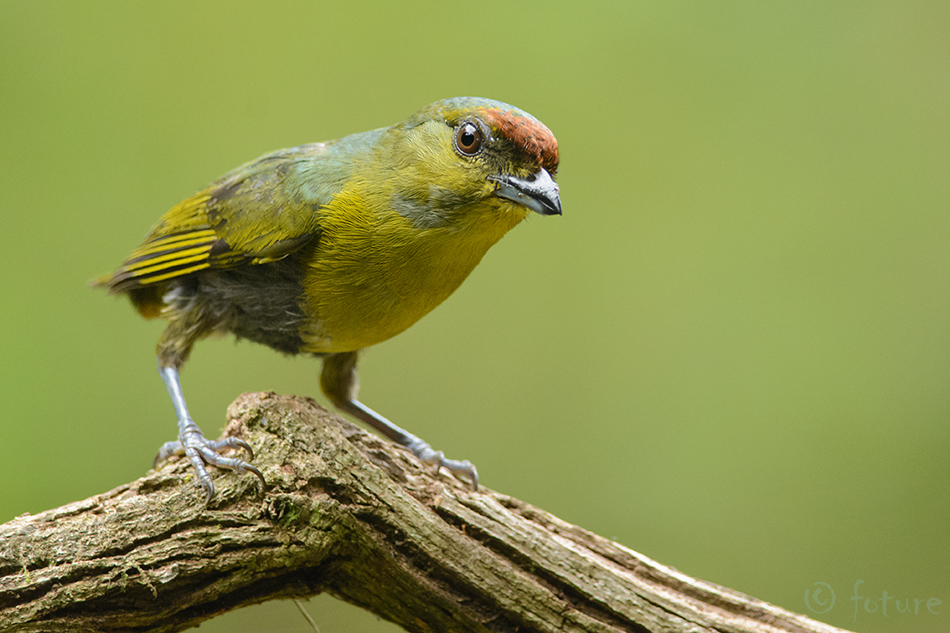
xmin=440 ymin=457 xmax=479 ymax=491
xmin=155 ymin=430 xmax=265 ymax=500
xmin=406 ymin=439 xmax=479 ymax=490
xmin=157 ymin=363 xmax=265 ymax=500
xmin=342 ymin=399 xmax=480 ymax=490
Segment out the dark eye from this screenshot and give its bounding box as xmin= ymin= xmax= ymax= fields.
xmin=454 ymin=122 xmax=483 ymax=156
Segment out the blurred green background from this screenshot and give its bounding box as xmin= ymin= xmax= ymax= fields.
xmin=2 ymin=2 xmax=948 ymax=632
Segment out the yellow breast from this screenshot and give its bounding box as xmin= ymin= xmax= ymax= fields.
xmin=298 ymin=188 xmax=528 ymax=353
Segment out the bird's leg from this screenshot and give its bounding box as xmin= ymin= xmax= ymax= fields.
xmin=321 ymin=351 xmax=478 ymax=489
xmin=154 ymin=315 xmax=264 ymax=501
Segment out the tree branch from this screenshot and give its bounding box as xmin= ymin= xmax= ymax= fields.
xmin=0 ymin=392 xmax=852 ymax=633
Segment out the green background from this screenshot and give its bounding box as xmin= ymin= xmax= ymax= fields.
xmin=2 ymin=2 xmax=947 ymax=632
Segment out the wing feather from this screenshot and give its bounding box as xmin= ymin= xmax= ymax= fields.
xmin=99 ymin=142 xmax=344 ymax=295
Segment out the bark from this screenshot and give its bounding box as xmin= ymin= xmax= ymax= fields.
xmin=0 ymin=392 xmax=852 ymax=633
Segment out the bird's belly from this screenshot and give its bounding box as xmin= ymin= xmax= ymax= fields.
xmin=298 ymin=235 xmax=490 ymax=353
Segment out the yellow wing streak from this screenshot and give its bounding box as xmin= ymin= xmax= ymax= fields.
xmin=123 ymin=246 xmax=214 ymax=272
xmin=101 ymin=227 xmax=219 ymax=291
xmin=136 ymin=263 xmax=211 ymax=285
xmin=130 ymin=230 xmax=218 ymax=256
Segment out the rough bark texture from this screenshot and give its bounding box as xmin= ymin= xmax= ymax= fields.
xmin=0 ymin=392 xmax=853 ymax=633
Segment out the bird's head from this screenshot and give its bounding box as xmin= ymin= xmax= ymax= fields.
xmin=379 ymin=97 xmax=561 ymax=230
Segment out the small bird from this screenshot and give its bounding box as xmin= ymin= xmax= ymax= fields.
xmin=97 ymin=97 xmax=561 ymax=500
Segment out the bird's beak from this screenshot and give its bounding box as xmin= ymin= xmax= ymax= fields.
xmin=490 ymin=168 xmax=562 ymax=216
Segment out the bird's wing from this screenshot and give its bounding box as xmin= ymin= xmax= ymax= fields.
xmin=102 ymin=142 xmax=344 ymax=293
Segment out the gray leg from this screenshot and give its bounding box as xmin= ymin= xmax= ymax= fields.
xmin=341 ymin=398 xmax=479 ymax=488
xmin=155 ymin=361 xmax=265 ymax=500
xmin=321 ymin=352 xmax=478 ymax=489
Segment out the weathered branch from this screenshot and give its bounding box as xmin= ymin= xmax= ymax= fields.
xmin=0 ymin=392 xmax=852 ymax=633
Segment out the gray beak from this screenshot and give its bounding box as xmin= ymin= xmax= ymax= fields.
xmin=491 ymin=168 xmax=562 ymax=216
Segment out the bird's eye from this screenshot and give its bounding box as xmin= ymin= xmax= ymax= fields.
xmin=454 ymin=122 xmax=483 ymax=156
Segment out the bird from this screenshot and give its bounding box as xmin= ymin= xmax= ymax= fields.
xmin=97 ymin=97 xmax=561 ymax=500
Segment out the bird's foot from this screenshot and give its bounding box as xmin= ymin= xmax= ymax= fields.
xmin=405 ymin=438 xmax=479 ymax=490
xmin=155 ymin=422 xmax=265 ymax=501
